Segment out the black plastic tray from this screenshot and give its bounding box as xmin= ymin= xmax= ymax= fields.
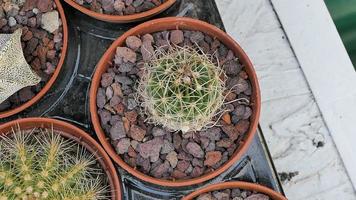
xmin=0 ymin=0 xmax=284 ymax=199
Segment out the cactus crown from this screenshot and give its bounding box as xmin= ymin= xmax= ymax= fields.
xmin=138 ymin=46 xmax=226 ymax=133
xmin=0 ymin=127 xmax=109 ymax=200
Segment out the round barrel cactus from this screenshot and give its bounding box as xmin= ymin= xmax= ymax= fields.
xmin=138 ymin=46 xmax=225 ymax=133
xmin=0 ymin=127 xmax=109 ymax=200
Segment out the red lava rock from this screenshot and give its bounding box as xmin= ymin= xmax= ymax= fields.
xmin=122 ymin=117 xmax=130 ymax=133
xmin=141 ymin=40 xmax=154 ymax=61
xmin=190 ymin=31 xmax=204 ymax=43
xmin=177 ymin=151 xmax=193 ymax=161
xmin=200 ymin=136 xmax=210 ymax=149
xmin=128 ymin=146 xmax=137 ymax=158
xmin=126 ymin=36 xmax=142 ymax=51
xmin=114 ymin=103 xmax=125 ymax=115
xmin=129 ymin=124 xmax=146 ymax=141
xmin=109 ymin=95 xmax=121 ymax=108
xmin=96 ymin=88 xmax=106 ymax=108
xmin=98 ymin=109 xmax=111 ymax=125
xmin=114 ymin=1 xmax=125 ymax=12
xmin=161 ymin=140 xmax=174 ymax=154
xmin=116 ymin=47 xmax=136 ymax=63
xmin=142 ymin=33 xmax=154 ymax=44
xmin=36 ymin=0 xmax=53 ymax=12
xmin=102 ymin=0 xmax=115 ymax=13
xmin=225 ymin=92 xmax=237 ymax=102
xmin=151 ymin=161 xmax=170 ymax=178
xmin=18 ymin=87 xmax=34 ymax=102
xmin=170 ymin=30 xmax=184 ymax=44
xmin=222 ymin=113 xmax=231 ymax=125
xmin=186 ymin=142 xmax=204 ymax=158
xmin=125 ymin=111 xmax=138 ymax=122
xmin=235 ymin=120 xmax=250 ymax=134
xmin=166 ymin=151 xmax=178 ymax=168
xmin=191 ymin=166 xmax=204 ymax=178
xmin=204 ymin=151 xmax=222 ymax=167
xmin=152 ymin=127 xmax=167 ymax=137
xmin=110 ymin=120 xmax=126 ymax=140
xmin=224 ymin=60 xmax=241 ymax=76
xmin=172 ymin=170 xmax=186 ymax=179
xmin=116 ymin=138 xmax=131 ymax=154
xmin=31 ymin=58 xmax=41 ymax=71
xmin=201 ymin=127 xmax=221 ymax=141
xmin=136 ymin=156 xmax=151 ymax=173
xmin=232 ymin=105 xmax=246 ymax=119
xmin=25 ymin=37 xmax=39 ymax=55
xmin=23 ymin=0 xmax=38 ymax=11
xmin=243 ymin=107 xmax=252 ymax=120
xmin=239 ymin=70 xmax=249 ymax=79
xmin=22 ymin=30 xmax=33 ymax=41
xmin=111 ymin=82 xmax=123 ymax=97
xmin=176 ymin=160 xmax=190 ymax=172
xmin=27 ymin=17 xmax=36 ymax=28
xmin=222 ymin=125 xmax=239 ymax=141
xmin=138 ymin=138 xmax=164 ymax=162
xmin=37 ymin=45 xmax=48 ymax=65
xmin=101 ymin=72 xmax=115 ymax=87
xmin=245 ymin=194 xmax=270 ymax=200
xmin=192 ymin=158 xmax=204 ymax=167
xmin=46 ymin=50 xmax=56 ymax=60
xmin=216 ymin=138 xmax=233 ymax=148
xmin=173 ymin=133 xmax=182 ymax=149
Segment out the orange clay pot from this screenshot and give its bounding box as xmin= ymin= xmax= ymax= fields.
xmin=0 ymin=117 xmax=122 ymax=200
xmin=182 ymin=181 xmax=287 ymax=200
xmin=90 ymin=17 xmax=261 ymax=187
xmin=0 ymin=0 xmax=68 ymax=119
xmin=63 ymin=0 xmax=176 ymax=23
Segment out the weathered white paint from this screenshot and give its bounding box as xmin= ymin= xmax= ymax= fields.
xmin=215 ymin=0 xmax=356 ymax=199
xmin=271 ymin=0 xmax=356 ymax=189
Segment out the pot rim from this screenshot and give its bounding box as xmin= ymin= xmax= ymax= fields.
xmin=63 ymin=0 xmax=177 ymax=23
xmin=182 ymin=181 xmax=287 ymax=200
xmin=89 ymin=17 xmax=261 ymax=187
xmin=0 ymin=0 xmax=69 ymax=119
xmin=0 ymin=117 xmax=122 ymax=200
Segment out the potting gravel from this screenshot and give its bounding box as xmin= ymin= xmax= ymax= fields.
xmin=97 ymin=29 xmax=254 ymax=180
xmin=0 ymin=0 xmax=64 ymax=111
xmin=74 ymin=0 xmax=167 ymax=15
xmin=195 ymin=189 xmax=271 ymax=200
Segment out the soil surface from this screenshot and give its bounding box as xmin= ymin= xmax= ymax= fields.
xmin=97 ymin=29 xmax=254 ymax=180
xmin=195 ymin=189 xmax=271 ymax=200
xmin=0 ymin=0 xmax=64 ymax=112
xmin=74 ymin=0 xmax=167 ymax=15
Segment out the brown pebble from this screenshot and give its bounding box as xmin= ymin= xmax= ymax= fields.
xmin=204 ymin=151 xmax=222 ymax=167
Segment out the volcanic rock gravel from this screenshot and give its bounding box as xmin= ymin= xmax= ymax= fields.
xmin=97 ymin=29 xmax=254 ymax=180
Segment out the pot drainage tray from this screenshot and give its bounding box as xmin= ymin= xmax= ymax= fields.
xmin=0 ymin=0 xmax=284 ymax=199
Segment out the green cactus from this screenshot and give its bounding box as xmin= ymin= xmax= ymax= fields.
xmin=138 ymin=46 xmax=226 ymax=133
xmin=0 ymin=127 xmax=109 ymax=200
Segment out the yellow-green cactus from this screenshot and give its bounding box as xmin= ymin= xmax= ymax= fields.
xmin=138 ymin=46 xmax=226 ymax=133
xmin=0 ymin=127 xmax=109 ymax=200
xmin=0 ymin=29 xmax=41 ymax=104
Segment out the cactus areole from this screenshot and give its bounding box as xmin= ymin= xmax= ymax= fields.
xmin=138 ymin=46 xmax=226 ymax=133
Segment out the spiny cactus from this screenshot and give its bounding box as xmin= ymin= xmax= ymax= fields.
xmin=138 ymin=46 xmax=226 ymax=133
xmin=0 ymin=127 xmax=109 ymax=200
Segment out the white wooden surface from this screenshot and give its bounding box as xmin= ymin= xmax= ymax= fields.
xmin=215 ymin=0 xmax=356 ymax=199
xmin=271 ymin=0 xmax=356 ymax=188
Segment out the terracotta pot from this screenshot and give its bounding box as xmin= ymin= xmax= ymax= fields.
xmin=182 ymin=181 xmax=287 ymax=200
xmin=63 ymin=0 xmax=176 ymax=23
xmin=90 ymin=17 xmax=261 ymax=187
xmin=0 ymin=0 xmax=68 ymax=119
xmin=0 ymin=117 xmax=122 ymax=200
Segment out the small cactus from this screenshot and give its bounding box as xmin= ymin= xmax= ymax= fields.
xmin=0 ymin=126 xmax=109 ymax=200
xmin=138 ymin=46 xmax=226 ymax=133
